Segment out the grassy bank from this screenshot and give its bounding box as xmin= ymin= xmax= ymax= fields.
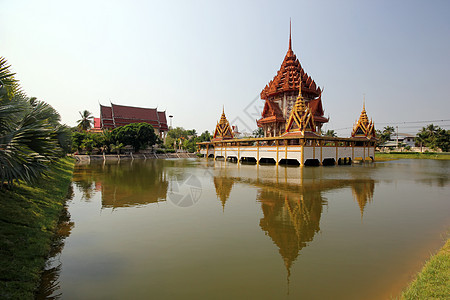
xmin=0 ymin=158 xmax=75 ymax=299
xmin=375 ymin=152 xmax=450 ymax=161
xmin=402 ymin=238 xmax=450 ymax=299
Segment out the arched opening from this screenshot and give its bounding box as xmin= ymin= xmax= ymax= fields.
xmin=304 ymin=159 xmax=320 ymax=166
xmin=208 ymin=154 xmax=214 ymax=158
xmin=278 ymin=159 xmax=300 ymax=166
xmin=215 ymin=156 xmax=225 ymax=161
xmin=226 ymin=156 xmax=238 ymax=163
xmin=240 ymin=157 xmax=257 ymax=164
xmin=322 ymin=158 xmax=336 ymax=166
xmin=259 ymin=157 xmax=276 ymax=165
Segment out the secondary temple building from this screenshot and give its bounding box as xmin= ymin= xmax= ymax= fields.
xmin=96 ymin=103 xmax=169 ymax=138
xmin=198 ymin=27 xmax=376 ymax=166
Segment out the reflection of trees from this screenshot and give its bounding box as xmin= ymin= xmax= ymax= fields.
xmin=72 ymin=160 xmax=169 ymax=208
xmin=36 ymin=185 xmax=75 ymax=299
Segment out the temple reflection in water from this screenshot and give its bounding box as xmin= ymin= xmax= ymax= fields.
xmin=212 ymin=167 xmax=375 ymax=278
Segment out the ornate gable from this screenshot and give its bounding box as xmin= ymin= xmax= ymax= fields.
xmin=213 ymin=108 xmax=234 ymax=141
xmin=284 ymin=88 xmax=316 ymax=134
xmin=351 ymin=104 xmax=376 ymax=139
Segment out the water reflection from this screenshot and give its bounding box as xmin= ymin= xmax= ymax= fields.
xmin=73 ymin=160 xmax=168 ymax=208
xmin=36 ymin=185 xmax=75 ymax=300
xmin=212 ymin=169 xmax=376 ymax=279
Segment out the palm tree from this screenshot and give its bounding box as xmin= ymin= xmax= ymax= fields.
xmin=0 ymin=57 xmax=63 ymax=187
xmin=324 ymin=129 xmax=337 ymax=137
xmin=77 ymin=110 xmax=94 ymax=131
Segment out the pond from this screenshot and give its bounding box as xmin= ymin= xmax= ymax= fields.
xmin=38 ymin=159 xmax=450 ymax=299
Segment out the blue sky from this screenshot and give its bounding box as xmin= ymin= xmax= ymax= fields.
xmin=2 ymin=0 xmax=449 ymax=136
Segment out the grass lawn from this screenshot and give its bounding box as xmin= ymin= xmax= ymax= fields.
xmin=0 ymin=158 xmax=75 ymax=299
xmin=375 ymin=152 xmax=450 ymax=161
xmin=402 ymin=238 xmax=450 ymax=299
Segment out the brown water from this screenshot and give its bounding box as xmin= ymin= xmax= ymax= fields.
xmin=38 ymin=159 xmax=450 ymax=299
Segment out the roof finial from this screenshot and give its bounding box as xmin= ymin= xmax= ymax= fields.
xmin=222 ymin=105 xmax=225 ymax=115
xmin=363 ymin=93 xmax=366 ymax=111
xmin=289 ymin=18 xmax=292 ymax=51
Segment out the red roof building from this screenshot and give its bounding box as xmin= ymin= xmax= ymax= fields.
xmin=257 ymin=24 xmax=328 ymax=137
xmin=99 ymin=103 xmax=169 ymax=138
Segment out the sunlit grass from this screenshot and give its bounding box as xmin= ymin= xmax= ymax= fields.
xmin=375 ymin=152 xmax=450 ymax=161
xmin=402 ymin=239 xmax=450 ymax=300
xmin=0 ymin=158 xmax=75 ymax=299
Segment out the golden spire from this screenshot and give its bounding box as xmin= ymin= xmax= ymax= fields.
xmin=294 ymin=82 xmax=306 ymax=111
xmin=213 ymin=107 xmax=234 ymax=140
xmin=289 ymin=19 xmax=292 ymax=51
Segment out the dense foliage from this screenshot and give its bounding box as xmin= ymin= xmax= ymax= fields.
xmin=164 ymin=127 xmax=211 ymax=153
xmin=416 ymin=124 xmax=449 ymax=152
xmin=376 ymin=126 xmax=395 ymax=146
xmin=111 ymin=122 xmax=157 ymax=152
xmin=0 ymin=57 xmax=71 ymax=187
xmin=72 ymin=122 xmax=158 ymax=154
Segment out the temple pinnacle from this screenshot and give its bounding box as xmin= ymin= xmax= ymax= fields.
xmin=289 ymin=19 xmax=292 ymax=51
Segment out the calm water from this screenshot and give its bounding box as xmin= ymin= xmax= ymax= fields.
xmin=38 ymin=159 xmax=450 ymax=299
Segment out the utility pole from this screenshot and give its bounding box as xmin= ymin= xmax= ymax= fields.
xmin=396 ymin=126 xmax=399 ymax=150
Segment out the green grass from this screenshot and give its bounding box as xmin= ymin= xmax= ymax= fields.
xmin=375 ymin=152 xmax=450 ymax=161
xmin=0 ymin=158 xmax=75 ymax=300
xmin=402 ymin=239 xmax=450 ymax=300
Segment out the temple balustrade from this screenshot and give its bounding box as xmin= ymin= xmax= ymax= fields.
xmin=198 ymin=136 xmax=375 ymax=166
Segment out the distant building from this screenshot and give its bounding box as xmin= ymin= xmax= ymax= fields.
xmin=98 ymin=103 xmax=169 ymax=138
xmin=380 ymin=133 xmax=416 ymax=148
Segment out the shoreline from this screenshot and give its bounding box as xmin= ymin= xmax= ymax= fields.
xmin=73 ymin=153 xmax=197 ymax=163
xmin=0 ymin=158 xmax=75 ymax=299
xmin=401 ymin=237 xmax=450 ymax=299
xmin=375 ymin=152 xmax=450 ymax=161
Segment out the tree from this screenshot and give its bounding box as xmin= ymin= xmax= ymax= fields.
xmin=111 ymin=122 xmax=157 ymax=152
xmin=376 ymin=126 xmax=395 ymax=146
xmin=0 ymin=57 xmax=66 ymax=187
xmin=198 ymin=130 xmax=211 ymax=142
xmin=77 ymin=110 xmax=94 ymax=131
xmin=110 ymin=141 xmax=124 ymax=155
xmin=324 ymin=129 xmax=337 ymax=137
xmin=253 ymin=127 xmax=264 ymax=138
xmin=417 ymin=124 xmax=450 ymax=152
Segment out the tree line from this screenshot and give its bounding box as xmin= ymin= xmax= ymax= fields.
xmin=376 ymin=125 xmax=449 ymax=152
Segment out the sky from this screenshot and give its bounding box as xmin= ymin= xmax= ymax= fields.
xmin=1 ymin=0 xmax=450 ymax=137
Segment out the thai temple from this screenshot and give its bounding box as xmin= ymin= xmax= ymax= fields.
xmin=258 ymin=24 xmax=328 ymax=137
xmin=198 ymin=25 xmax=377 ymax=166
xmin=91 ymin=103 xmax=169 ymax=138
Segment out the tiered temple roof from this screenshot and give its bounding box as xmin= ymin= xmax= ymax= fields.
xmin=283 ymin=87 xmax=317 ymax=136
xmin=100 ymin=103 xmax=168 ymax=132
xmin=351 ymin=103 xmax=376 ymax=139
xmin=258 ymin=24 xmax=328 ymax=136
xmin=212 ymin=108 xmax=234 ymax=141
xmin=260 ymin=27 xmax=321 ymax=100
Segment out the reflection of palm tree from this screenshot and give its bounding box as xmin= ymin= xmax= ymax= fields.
xmin=77 ymin=110 xmax=94 ymax=131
